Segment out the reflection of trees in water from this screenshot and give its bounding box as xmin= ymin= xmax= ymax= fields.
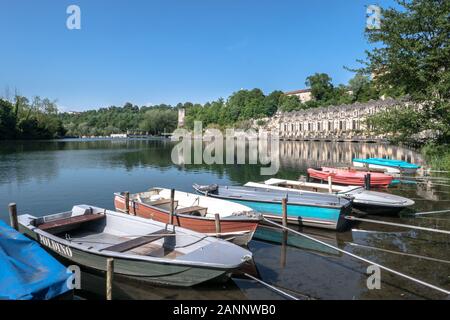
xmin=0 ymin=141 xmax=59 ymax=185
xmin=0 ymin=139 xmax=425 ymax=187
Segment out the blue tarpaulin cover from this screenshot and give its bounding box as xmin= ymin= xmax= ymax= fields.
xmin=0 ymin=220 xmax=71 ymax=300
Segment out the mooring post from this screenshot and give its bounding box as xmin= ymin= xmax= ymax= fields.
xmin=282 ymin=198 xmax=288 ymax=228
xmin=106 ymin=258 xmax=114 ymax=300
xmin=365 ymin=173 xmax=371 ymax=190
xmin=124 ymin=192 xmax=130 ymax=214
xmin=169 ymin=189 xmax=175 ymax=225
xmin=8 ymin=203 xmax=18 ymax=231
xmin=328 ymin=176 xmax=333 ymax=193
xmin=214 ymin=213 xmax=221 ymax=237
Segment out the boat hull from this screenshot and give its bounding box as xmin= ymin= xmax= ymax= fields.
xmin=255 ymin=180 xmax=414 ymax=215
xmin=352 ymin=159 xmax=419 ymax=175
xmin=193 ymin=187 xmax=352 ymax=231
xmin=230 ymin=198 xmax=351 ymax=231
xmin=307 ymin=168 xmax=393 ymax=187
xmin=20 ymin=226 xmax=233 ymax=287
xmin=114 ymin=194 xmax=259 ymax=246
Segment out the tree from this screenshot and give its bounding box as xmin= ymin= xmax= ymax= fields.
xmin=0 ymin=99 xmax=17 ymax=139
xmin=305 ymin=73 xmax=334 ymax=101
xmin=361 ymin=0 xmax=450 ymax=143
xmin=139 ymin=109 xmax=177 ymax=135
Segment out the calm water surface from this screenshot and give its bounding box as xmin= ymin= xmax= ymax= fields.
xmin=1 ymin=139 xmax=449 ymax=300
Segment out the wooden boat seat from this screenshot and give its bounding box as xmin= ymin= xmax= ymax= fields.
xmin=38 ymin=214 xmax=105 ymax=232
xmin=175 ymin=206 xmax=207 ymax=216
xmin=102 ymin=229 xmax=171 ymax=253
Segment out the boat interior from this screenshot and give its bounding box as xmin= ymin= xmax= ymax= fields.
xmin=129 ymin=190 xmax=209 ymax=217
xmin=32 ymin=205 xmax=211 ymax=259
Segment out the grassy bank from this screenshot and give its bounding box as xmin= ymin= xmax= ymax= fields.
xmin=421 ymin=144 xmax=450 ymax=172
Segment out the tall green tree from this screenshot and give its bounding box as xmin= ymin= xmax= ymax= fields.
xmin=305 ymin=73 xmax=335 ymax=101
xmin=362 ymin=0 xmax=450 ymax=143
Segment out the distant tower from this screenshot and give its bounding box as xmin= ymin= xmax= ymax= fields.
xmin=178 ymin=108 xmax=185 ymax=128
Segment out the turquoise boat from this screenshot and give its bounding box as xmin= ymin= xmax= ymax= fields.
xmin=353 ymin=158 xmax=420 ymax=174
xmin=193 ymin=185 xmax=353 ymax=231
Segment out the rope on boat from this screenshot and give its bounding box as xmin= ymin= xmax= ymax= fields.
xmin=263 ymin=218 xmax=450 ymax=296
xmin=243 ymin=273 xmax=300 ymax=300
xmin=345 ymin=216 xmax=450 ymax=235
xmin=347 ymin=242 xmax=450 ymax=265
xmin=414 ymin=209 xmax=450 ymax=216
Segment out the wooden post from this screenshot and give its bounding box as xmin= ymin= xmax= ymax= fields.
xmin=281 ymin=198 xmax=288 ymax=228
xmin=169 ymin=189 xmax=175 ymax=225
xmin=214 ymin=213 xmax=221 ymax=237
xmin=8 ymin=203 xmax=18 ymax=231
xmin=365 ymin=174 xmax=371 ymax=190
xmin=328 ymin=176 xmax=333 ymax=194
xmin=124 ymin=192 xmax=130 ymax=214
xmin=106 ymin=258 xmax=114 ymax=300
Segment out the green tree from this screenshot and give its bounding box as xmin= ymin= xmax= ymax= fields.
xmin=139 ymin=109 xmax=177 ymax=135
xmin=305 ymin=73 xmax=334 ymax=101
xmin=361 ymin=0 xmax=450 ymax=143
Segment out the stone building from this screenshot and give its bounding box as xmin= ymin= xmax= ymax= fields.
xmin=284 ymin=88 xmax=313 ymax=103
xmin=260 ymin=98 xmax=401 ymax=142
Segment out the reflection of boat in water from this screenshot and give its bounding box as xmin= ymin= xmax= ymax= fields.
xmin=246 ymin=179 xmax=415 ymax=215
xmin=253 ymin=225 xmax=341 ymax=256
xmin=193 ymin=184 xmax=353 ymax=231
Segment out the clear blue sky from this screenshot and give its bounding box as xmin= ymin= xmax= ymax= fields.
xmin=0 ymin=0 xmax=396 ymax=111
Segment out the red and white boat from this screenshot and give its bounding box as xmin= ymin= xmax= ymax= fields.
xmin=114 ymin=188 xmax=262 ymax=246
xmin=307 ymin=167 xmax=394 ymax=187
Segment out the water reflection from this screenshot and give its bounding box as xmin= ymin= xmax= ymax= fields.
xmin=0 ymin=138 xmax=448 ymax=300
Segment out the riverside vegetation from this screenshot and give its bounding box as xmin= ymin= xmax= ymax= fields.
xmin=1 ymin=1 xmax=448 ymax=170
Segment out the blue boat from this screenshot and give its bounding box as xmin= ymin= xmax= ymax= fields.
xmin=353 ymin=158 xmax=420 ymax=174
xmin=0 ymin=220 xmax=72 ymax=300
xmin=193 ymin=185 xmax=353 ymax=231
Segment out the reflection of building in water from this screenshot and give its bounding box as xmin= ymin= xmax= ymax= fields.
xmin=262 ymin=99 xmax=402 ymax=142
xmin=279 ymin=141 xmax=424 ymax=170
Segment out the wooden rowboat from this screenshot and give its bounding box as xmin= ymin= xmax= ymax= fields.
xmin=307 ymin=167 xmax=394 ymax=187
xmin=18 ymin=205 xmax=253 ymax=287
xmin=114 ymin=188 xmax=262 ymax=246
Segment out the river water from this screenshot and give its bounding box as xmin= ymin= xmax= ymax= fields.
xmin=0 ymin=139 xmax=449 ymax=300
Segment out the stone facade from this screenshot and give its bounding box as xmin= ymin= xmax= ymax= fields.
xmin=260 ymin=98 xmax=402 ymax=142
xmin=284 ymin=89 xmax=313 ymax=103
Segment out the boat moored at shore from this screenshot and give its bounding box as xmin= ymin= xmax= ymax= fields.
xmin=114 ymin=188 xmax=261 ymax=246
xmin=246 ymin=179 xmax=415 ymax=214
xmin=18 ymin=205 xmax=253 ymax=287
xmin=193 ymin=184 xmax=353 ymax=231
xmin=353 ymin=158 xmax=420 ymax=175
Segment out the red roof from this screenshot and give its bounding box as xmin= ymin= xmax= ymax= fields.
xmin=284 ymin=88 xmax=312 ymax=95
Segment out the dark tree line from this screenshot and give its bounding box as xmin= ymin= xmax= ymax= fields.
xmin=0 ymin=96 xmax=66 ymax=140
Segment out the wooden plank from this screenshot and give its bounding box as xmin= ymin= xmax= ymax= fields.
xmin=38 ymin=214 xmax=105 ymax=231
xmin=102 ymin=229 xmax=168 ymax=253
